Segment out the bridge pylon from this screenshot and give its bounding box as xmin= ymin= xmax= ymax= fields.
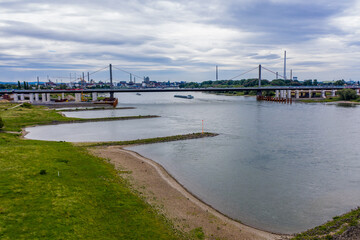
xmin=257 ymin=64 xmax=262 ymax=96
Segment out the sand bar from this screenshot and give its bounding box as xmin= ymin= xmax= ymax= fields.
xmin=90 ymin=146 xmax=289 ymax=240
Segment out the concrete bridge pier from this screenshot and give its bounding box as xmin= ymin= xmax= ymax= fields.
xmin=321 ymin=90 xmax=326 ymax=98
xmin=356 ymin=89 xmax=360 ymax=96
xmin=309 ymin=90 xmax=312 ymax=98
xmin=46 ymin=93 xmax=51 ymax=102
xmin=295 ymin=90 xmax=300 ymax=99
xmin=20 ymin=94 xmax=25 ymax=101
xmin=35 ymin=93 xmax=39 ymax=102
xmin=287 ymin=90 xmax=291 ymax=99
xmin=92 ymin=92 xmax=98 ymax=102
xmin=29 ymin=93 xmax=34 ymax=103
xmin=62 ymin=93 xmax=65 ymax=99
xmin=75 ymin=93 xmax=81 ymax=102
xmin=275 ymin=90 xmax=279 ymax=98
xmin=41 ymin=93 xmax=46 ymax=102
xmin=13 ymin=93 xmax=19 ymax=102
xmin=331 ymin=90 xmax=336 ymax=97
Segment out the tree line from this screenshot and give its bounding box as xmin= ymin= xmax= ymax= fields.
xmin=179 ymin=79 xmax=349 ymax=88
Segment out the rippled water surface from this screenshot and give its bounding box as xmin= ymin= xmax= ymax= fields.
xmin=26 ymin=92 xmax=360 ymax=233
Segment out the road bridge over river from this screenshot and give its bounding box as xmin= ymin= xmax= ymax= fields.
xmin=1 ymin=64 xmax=359 ymax=102
xmin=1 ymin=85 xmax=359 ymax=103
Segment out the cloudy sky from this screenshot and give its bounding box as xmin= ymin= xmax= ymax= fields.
xmin=1 ymin=0 xmax=360 ymax=83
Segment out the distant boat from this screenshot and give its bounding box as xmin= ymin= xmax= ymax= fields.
xmin=174 ymin=94 xmax=194 ymax=99
xmin=136 ymin=93 xmax=141 ymax=96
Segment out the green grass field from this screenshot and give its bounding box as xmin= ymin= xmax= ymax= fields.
xmin=0 ymin=103 xmax=185 ymax=239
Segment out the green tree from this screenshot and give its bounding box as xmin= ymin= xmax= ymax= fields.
xmin=303 ymin=79 xmax=313 ymax=86
xmin=337 ymin=89 xmax=357 ymax=100
xmin=17 ymin=81 xmax=21 ymax=89
xmin=270 ymin=79 xmax=285 ymax=86
xmin=0 ymin=117 xmax=4 ymax=129
xmin=334 ymin=79 xmax=345 ymax=86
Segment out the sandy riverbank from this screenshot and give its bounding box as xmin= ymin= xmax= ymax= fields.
xmin=90 ymin=146 xmax=288 ymax=240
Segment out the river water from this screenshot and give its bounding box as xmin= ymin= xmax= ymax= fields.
xmin=25 ymin=92 xmax=360 ymax=234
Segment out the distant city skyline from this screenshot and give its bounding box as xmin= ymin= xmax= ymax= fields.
xmin=0 ymin=0 xmax=359 ymax=82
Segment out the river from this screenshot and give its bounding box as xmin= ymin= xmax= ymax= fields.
xmin=25 ymin=92 xmax=360 ymax=234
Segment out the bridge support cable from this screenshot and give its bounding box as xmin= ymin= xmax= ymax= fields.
xmin=261 ymin=66 xmax=285 ymax=79
xmin=88 ymin=66 xmax=109 ymax=76
xmin=229 ymin=66 xmax=259 ymax=80
xmin=112 ymin=66 xmax=144 ymax=80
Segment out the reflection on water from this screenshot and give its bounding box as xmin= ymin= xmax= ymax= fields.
xmin=336 ymin=103 xmax=357 ymax=108
xmin=26 ymin=92 xmax=360 ymax=233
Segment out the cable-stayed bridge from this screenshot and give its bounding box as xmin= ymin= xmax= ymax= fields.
xmin=1 ymin=64 xmax=359 ymax=103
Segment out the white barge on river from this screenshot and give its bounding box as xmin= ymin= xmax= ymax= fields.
xmin=174 ymin=95 xmax=194 ymax=99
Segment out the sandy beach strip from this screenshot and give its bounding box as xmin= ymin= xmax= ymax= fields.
xmin=90 ymin=146 xmax=288 ymax=240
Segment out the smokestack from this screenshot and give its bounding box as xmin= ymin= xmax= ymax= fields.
xmin=276 ymin=72 xmax=278 ymax=79
xmin=216 ymin=65 xmax=218 ymax=81
xmin=290 ymin=69 xmax=293 ymax=81
xmin=284 ymin=50 xmax=287 ymax=80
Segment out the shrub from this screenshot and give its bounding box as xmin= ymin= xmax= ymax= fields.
xmin=189 ymin=227 xmax=205 ymax=240
xmin=0 ymin=117 xmax=3 ymax=129
xmin=39 ymin=170 xmax=47 ymax=175
xmin=21 ymin=102 xmax=32 ymax=108
xmin=337 ymin=89 xmax=358 ymax=100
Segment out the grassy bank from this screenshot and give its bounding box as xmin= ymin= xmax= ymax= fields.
xmin=299 ymin=96 xmax=360 ymax=103
xmin=41 ymin=115 xmax=159 ymax=126
xmin=0 ymin=103 xmax=157 ymax=132
xmin=292 ymin=207 xmax=360 ymax=239
xmin=77 ymin=132 xmax=219 ymax=147
xmin=58 ymin=107 xmax=136 ymax=112
xmin=0 ymin=102 xmax=189 ymax=239
xmin=0 ymin=133 xmax=182 ymax=239
xmin=299 ymin=97 xmax=342 ymax=103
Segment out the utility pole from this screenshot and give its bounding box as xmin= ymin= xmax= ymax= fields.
xmin=109 ymin=64 xmax=114 ymax=99
xmin=82 ymin=72 xmax=85 ymax=88
xmin=37 ymin=76 xmax=39 ymax=89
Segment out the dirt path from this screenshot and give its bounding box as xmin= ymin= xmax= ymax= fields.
xmin=90 ymin=146 xmax=289 ymax=240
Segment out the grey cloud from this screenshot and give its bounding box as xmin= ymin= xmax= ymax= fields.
xmin=0 ymin=20 xmax=153 ymax=46
xmin=0 ymin=62 xmax=91 ymax=70
xmin=294 ymin=61 xmax=325 ymax=66
xmin=251 ymin=54 xmax=280 ymax=60
xmin=205 ymin=1 xmax=353 ymax=44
